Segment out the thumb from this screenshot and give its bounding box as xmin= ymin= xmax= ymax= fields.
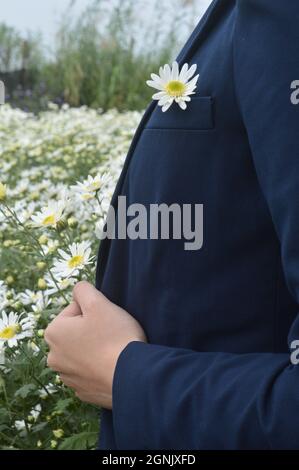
xmin=72 ymin=281 xmax=107 ymax=317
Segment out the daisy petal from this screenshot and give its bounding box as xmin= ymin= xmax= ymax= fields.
xmin=178 ymin=100 xmax=187 ymax=110
xmin=162 ymin=101 xmax=173 ymax=112
xmin=158 ymin=95 xmax=173 ymax=106
xmin=152 ymin=91 xmax=167 ymax=100
xmin=186 ymin=64 xmax=197 ymax=80
xmin=185 ymin=74 xmax=200 ymax=91
xmin=163 ymin=64 xmax=171 ymax=81
xmin=171 ymin=61 xmax=179 ymax=80
xmin=150 ymin=73 xmax=165 ymax=87
xmin=146 ymin=80 xmax=164 ymax=91
xmin=179 ymin=63 xmax=189 ymax=82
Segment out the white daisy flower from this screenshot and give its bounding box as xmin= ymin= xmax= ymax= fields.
xmin=43 ymin=239 xmax=60 ymax=255
xmin=13 ymin=200 xmax=36 ymax=224
xmin=147 ymin=61 xmax=200 ymax=112
xmin=31 ymin=295 xmax=50 ymax=316
xmin=44 ymin=275 xmax=75 ymax=297
xmin=14 ymin=420 xmax=28 ymax=431
xmin=52 ymin=241 xmax=94 ymax=279
xmin=71 ymin=173 xmax=112 ymax=201
xmin=19 ymin=289 xmax=43 ymax=306
xmin=29 ymin=404 xmax=42 ymax=421
xmin=0 ymin=311 xmax=34 ymax=348
xmin=31 ymin=200 xmax=67 ymax=229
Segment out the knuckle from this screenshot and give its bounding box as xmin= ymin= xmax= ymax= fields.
xmin=44 ymin=327 xmax=52 ymax=344
xmin=44 ymin=322 xmax=56 ymax=344
xmin=47 ymin=353 xmax=58 ymax=370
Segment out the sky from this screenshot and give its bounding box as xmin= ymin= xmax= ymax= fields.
xmin=0 ymin=0 xmax=91 ymax=45
xmin=0 ymin=0 xmax=212 ymax=49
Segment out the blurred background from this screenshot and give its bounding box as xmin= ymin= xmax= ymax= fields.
xmin=0 ymin=0 xmax=212 ymax=112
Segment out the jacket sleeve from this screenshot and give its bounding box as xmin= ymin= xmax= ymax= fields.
xmin=112 ymin=0 xmax=299 ymax=450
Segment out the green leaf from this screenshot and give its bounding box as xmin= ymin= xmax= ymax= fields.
xmin=0 ymin=424 xmax=9 ymax=432
xmin=14 ymin=383 xmax=36 ymax=399
xmin=0 ymin=375 xmax=5 ymax=390
xmin=32 ymin=422 xmax=48 ymax=434
xmin=54 ymin=398 xmax=73 ymax=413
xmin=39 ymin=368 xmax=53 ymax=379
xmin=58 ymin=432 xmax=98 ymax=450
xmin=0 ymin=408 xmax=9 ymax=421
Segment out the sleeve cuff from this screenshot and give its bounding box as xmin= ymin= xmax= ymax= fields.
xmin=112 ymin=341 xmax=160 ymax=450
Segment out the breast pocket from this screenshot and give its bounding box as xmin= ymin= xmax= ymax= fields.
xmin=145 ymin=96 xmax=214 ymax=131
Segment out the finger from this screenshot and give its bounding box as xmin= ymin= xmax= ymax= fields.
xmin=58 ymin=301 xmax=82 ymax=318
xmin=72 ymin=281 xmax=108 ymax=317
xmin=44 ymin=302 xmax=81 ymax=345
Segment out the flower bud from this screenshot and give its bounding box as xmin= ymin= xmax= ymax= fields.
xmin=6 ymin=275 xmax=14 ymax=286
xmin=37 ymin=278 xmax=47 ymax=290
xmin=36 ymin=261 xmax=46 ymax=270
xmin=0 ymin=182 xmax=7 ymax=202
xmin=50 ymin=440 xmax=57 ymax=449
xmin=53 ymin=429 xmax=64 ymax=439
xmin=56 ymin=219 xmax=67 ymax=233
xmin=67 ymin=217 xmax=78 ymax=229
xmin=38 ymin=235 xmax=48 ymax=245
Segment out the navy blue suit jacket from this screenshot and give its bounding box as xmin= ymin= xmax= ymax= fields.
xmin=95 ymin=0 xmax=299 ymax=449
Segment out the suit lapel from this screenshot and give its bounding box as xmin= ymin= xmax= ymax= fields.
xmin=96 ymin=0 xmax=222 ymax=285
xmin=176 ymin=0 xmax=220 ymax=63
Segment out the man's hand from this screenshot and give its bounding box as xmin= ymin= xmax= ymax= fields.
xmin=44 ymin=281 xmax=147 ymax=409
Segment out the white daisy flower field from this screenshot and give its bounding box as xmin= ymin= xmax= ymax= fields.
xmin=0 ymin=104 xmax=141 ymax=450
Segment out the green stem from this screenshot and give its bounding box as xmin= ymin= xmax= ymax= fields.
xmin=0 ymin=377 xmax=12 ymax=420
xmin=18 ymin=345 xmax=55 ymax=400
xmin=1 ymin=205 xmax=68 ymax=304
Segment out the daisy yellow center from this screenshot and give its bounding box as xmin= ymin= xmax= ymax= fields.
xmin=165 ymin=80 xmax=186 ymax=97
xmin=0 ymin=324 xmax=20 ymax=340
xmin=68 ymin=255 xmax=84 ymax=269
xmin=42 ymin=214 xmax=56 ymax=226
